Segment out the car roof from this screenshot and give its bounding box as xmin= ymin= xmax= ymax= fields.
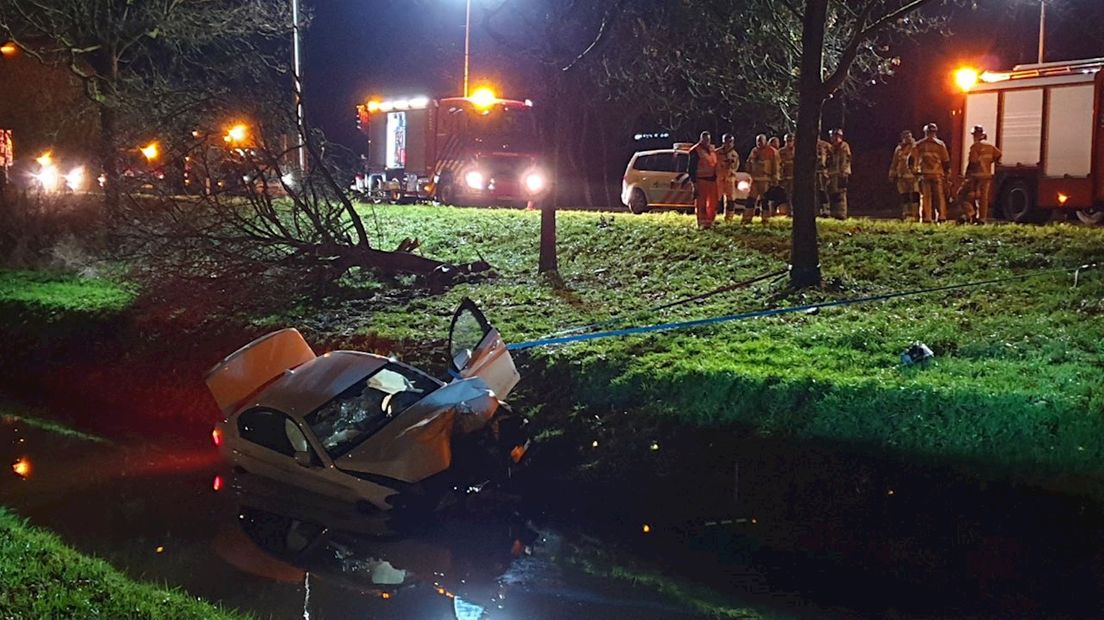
xmin=632 ymin=148 xmax=688 ymax=157
xmin=245 ymin=351 xmax=390 ymax=419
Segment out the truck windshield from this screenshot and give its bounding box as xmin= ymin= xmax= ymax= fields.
xmin=468 ymin=107 xmax=537 ymax=151
xmin=304 ymin=363 xmax=442 ymax=458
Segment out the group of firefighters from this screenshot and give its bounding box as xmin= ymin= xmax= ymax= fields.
xmin=683 ymin=121 xmax=1001 ymax=229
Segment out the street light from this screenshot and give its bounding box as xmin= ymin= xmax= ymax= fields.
xmin=463 ymin=0 xmax=472 ymax=97
xmin=1037 ymin=0 xmax=1046 ymax=64
xmin=0 ymin=42 xmax=16 ymax=57
xmin=140 ymin=142 xmax=160 ymax=162
xmin=291 ymin=0 xmax=307 ymax=174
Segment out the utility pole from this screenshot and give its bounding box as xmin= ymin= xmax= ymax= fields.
xmin=1037 ymin=0 xmax=1046 ymax=64
xmin=464 ymin=0 xmax=472 ymax=97
xmin=292 ymin=0 xmax=307 ymax=173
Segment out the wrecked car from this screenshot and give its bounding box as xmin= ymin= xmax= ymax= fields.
xmin=205 ymin=299 xmax=528 ymax=513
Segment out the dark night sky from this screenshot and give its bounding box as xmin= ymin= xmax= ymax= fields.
xmin=299 ymin=0 xmax=1104 ymax=154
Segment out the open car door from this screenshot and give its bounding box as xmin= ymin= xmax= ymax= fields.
xmin=448 ymin=298 xmax=520 ymax=399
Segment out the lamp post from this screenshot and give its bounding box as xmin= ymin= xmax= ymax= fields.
xmin=1037 ymin=0 xmax=1046 ymax=64
xmin=291 ymin=0 xmax=307 ymax=173
xmin=463 ymin=0 xmax=472 ymax=97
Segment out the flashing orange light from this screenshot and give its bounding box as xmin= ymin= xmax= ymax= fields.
xmin=954 ymin=67 xmax=979 ymax=92
xmin=0 ymin=42 xmax=16 ymax=56
xmin=366 ymin=100 xmax=381 ymax=113
xmin=140 ymin=142 xmax=159 ymax=161
xmin=212 ymin=427 xmax=223 ymax=447
xmin=380 ymin=592 xmax=391 ymax=600
xmin=35 ymin=151 xmax=53 ymax=166
xmin=12 ymin=457 xmax=30 ymax=479
xmin=225 ymin=124 xmax=248 ymax=144
xmin=469 ymin=87 xmax=497 ymax=108
xmin=1057 ymin=193 xmax=1070 ymax=205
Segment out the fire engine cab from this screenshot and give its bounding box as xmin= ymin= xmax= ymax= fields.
xmin=354 ymin=88 xmax=548 ymax=207
xmin=955 ymin=57 xmax=1104 ymax=224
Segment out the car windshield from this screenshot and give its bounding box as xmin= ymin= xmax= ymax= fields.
xmin=467 ymin=106 xmax=538 ymax=150
xmin=304 ymin=363 xmax=441 ymax=458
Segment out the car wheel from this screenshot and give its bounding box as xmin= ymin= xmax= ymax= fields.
xmin=628 ymin=188 xmax=649 ymax=214
xmin=1000 ymin=178 xmax=1049 ymax=224
xmin=1075 ymin=207 xmax=1104 ymax=226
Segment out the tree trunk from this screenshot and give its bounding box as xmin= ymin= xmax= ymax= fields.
xmin=790 ymin=0 xmax=828 ymax=289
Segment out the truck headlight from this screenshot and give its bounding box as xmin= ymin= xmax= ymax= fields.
xmin=524 ymin=171 xmax=547 ymax=195
xmin=464 ymin=170 xmax=485 ymax=190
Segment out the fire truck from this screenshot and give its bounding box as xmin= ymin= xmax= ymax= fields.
xmin=354 ymin=89 xmax=548 ymax=207
xmin=954 ymin=57 xmax=1104 ymax=224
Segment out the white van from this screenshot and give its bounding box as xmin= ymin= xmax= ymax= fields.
xmin=621 ymin=144 xmax=752 ymax=214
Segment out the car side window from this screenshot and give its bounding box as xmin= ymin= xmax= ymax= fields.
xmin=632 ymin=154 xmax=655 ymax=171
xmin=239 ymin=408 xmax=314 ymax=458
xmin=674 ymin=153 xmax=689 ymax=173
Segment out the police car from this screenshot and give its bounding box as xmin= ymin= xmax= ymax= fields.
xmin=621 ymin=143 xmax=752 ymax=214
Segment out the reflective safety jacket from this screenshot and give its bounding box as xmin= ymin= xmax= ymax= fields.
xmin=717 ymin=144 xmax=741 ymax=178
xmin=746 ymin=145 xmax=780 ymax=183
xmin=967 ymin=142 xmax=1002 ymax=178
xmin=827 ymin=140 xmax=851 ymax=177
xmin=914 ymin=136 xmax=950 ymax=178
xmin=687 ymin=143 xmax=719 ymax=180
xmin=778 ymin=144 xmax=795 ymax=180
xmin=889 ymin=143 xmax=918 ymax=180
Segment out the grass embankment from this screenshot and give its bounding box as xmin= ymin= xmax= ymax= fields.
xmin=0 ymin=508 xmax=247 ymax=619
xmin=317 ymin=206 xmax=1104 ymax=481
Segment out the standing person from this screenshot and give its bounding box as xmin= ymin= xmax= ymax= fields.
xmin=716 ymin=133 xmax=742 ymax=221
xmin=777 ymin=133 xmax=796 ymax=216
xmin=964 ymin=126 xmax=1002 ymax=223
xmin=826 ymin=128 xmax=852 ymax=219
xmin=744 ymin=134 xmax=779 ymax=223
xmin=914 ymin=123 xmax=951 ymax=223
xmin=686 ymin=131 xmax=719 ymax=229
xmin=888 ymin=130 xmax=920 ymax=221
xmin=816 ymin=135 xmax=833 ymax=216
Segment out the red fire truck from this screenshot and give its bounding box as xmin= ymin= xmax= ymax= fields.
xmin=954 ymin=57 xmax=1104 ymax=224
xmin=354 ymin=88 xmax=548 ymax=207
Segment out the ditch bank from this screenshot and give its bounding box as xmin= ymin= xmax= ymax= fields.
xmin=3 ymin=273 xmax=1104 ymax=617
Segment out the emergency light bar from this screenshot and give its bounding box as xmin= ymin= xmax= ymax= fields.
xmin=365 ymin=96 xmax=431 ymax=114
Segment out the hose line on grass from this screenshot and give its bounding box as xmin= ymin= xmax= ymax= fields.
xmin=510 ymin=262 xmax=1100 ymax=351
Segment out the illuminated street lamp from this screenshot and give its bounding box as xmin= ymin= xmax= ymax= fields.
xmin=140 ymin=142 xmax=160 ymax=161
xmin=463 ymin=0 xmax=472 ymax=97
xmin=954 ymin=67 xmax=979 ymax=92
xmin=0 ymin=42 xmax=16 ymax=57
xmin=225 ymin=124 xmax=249 ymax=145
xmin=291 ymin=0 xmax=307 ymax=174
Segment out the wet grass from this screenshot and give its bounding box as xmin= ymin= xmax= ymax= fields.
xmin=321 ymin=206 xmax=1104 ymax=480
xmin=0 ymin=405 xmax=111 ymax=444
xmin=0 ymin=508 xmax=247 ymax=619
xmin=0 ymin=269 xmax=134 ymax=317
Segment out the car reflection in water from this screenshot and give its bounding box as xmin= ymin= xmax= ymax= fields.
xmin=213 ymin=470 xmax=539 ymax=619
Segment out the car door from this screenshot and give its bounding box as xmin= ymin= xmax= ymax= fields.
xmin=235 ymin=408 xmax=347 ymax=498
xmin=448 ymin=298 xmax=520 ymax=400
xmin=671 ymin=152 xmax=694 ymax=205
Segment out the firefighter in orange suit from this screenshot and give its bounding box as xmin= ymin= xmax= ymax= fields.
xmin=826 ymin=129 xmax=851 ymax=219
xmin=744 ymin=134 xmax=779 ymax=223
xmin=914 ymin=123 xmax=951 ymax=222
xmin=716 ymin=133 xmax=742 ymax=221
xmin=960 ymin=126 xmax=1002 ymax=222
xmin=687 ymin=131 xmax=719 ymax=229
xmin=888 ymin=130 xmax=920 ymax=221
xmin=776 ymin=133 xmax=795 ymax=216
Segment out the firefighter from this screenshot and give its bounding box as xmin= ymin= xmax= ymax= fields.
xmin=888 ymin=130 xmax=920 ymax=221
xmin=826 ymin=128 xmax=851 ymax=219
xmin=777 ymin=133 xmax=796 ymax=216
xmin=745 ymin=134 xmax=780 ymax=223
xmin=914 ymin=122 xmax=951 ymax=222
xmin=960 ymin=126 xmax=1002 ymax=223
xmin=716 ymin=133 xmax=742 ymax=221
xmin=816 ymin=136 xmax=833 ymax=215
xmin=687 ymin=131 xmax=720 ymax=229
xmin=0 ymin=129 xmax=11 ymax=191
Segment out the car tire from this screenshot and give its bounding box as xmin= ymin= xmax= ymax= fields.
xmin=1075 ymin=207 xmax=1104 ymax=226
xmin=999 ymin=178 xmax=1049 ymax=224
xmin=437 ymin=178 xmax=457 ymax=206
xmin=628 ymin=188 xmax=649 ymax=214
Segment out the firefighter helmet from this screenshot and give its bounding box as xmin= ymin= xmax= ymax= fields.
xmin=971 ymin=124 xmax=985 ymax=136
xmin=923 ymin=123 xmax=939 ymax=134
xmin=831 ymin=128 xmax=845 ymax=137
